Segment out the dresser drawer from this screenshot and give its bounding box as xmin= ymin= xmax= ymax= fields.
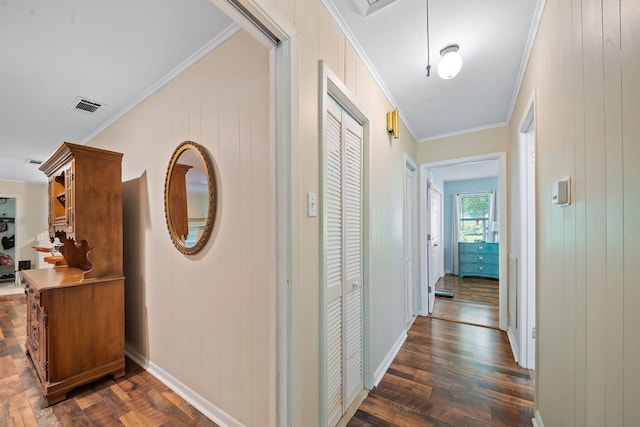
xmin=459 ymin=262 xmax=499 ymax=277
xmin=459 ymin=253 xmax=498 ymax=265
xmin=458 ymin=242 xmax=498 ymax=254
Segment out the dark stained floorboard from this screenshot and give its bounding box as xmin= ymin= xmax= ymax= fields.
xmin=431 ymin=275 xmax=500 ymax=329
xmin=0 ymin=294 xmax=218 ymax=427
xmin=348 ymin=275 xmax=533 ymax=427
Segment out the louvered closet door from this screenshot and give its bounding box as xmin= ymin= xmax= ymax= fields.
xmin=324 ymin=96 xmax=363 ymax=427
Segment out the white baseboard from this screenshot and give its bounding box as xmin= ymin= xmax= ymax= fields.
xmin=125 ymin=344 xmax=242 ymax=427
xmin=532 ymin=409 xmax=544 ymax=427
xmin=507 ymin=327 xmax=520 ymax=364
xmin=373 ymin=331 xmax=407 ymax=387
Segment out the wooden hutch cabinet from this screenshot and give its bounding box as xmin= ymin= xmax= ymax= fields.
xmin=23 ymin=142 xmax=125 ymax=406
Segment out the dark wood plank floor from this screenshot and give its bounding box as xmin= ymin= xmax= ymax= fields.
xmin=348 ymin=275 xmax=533 ymax=427
xmin=0 ymin=294 xmax=218 ymax=426
xmin=432 ymin=275 xmax=499 ymax=329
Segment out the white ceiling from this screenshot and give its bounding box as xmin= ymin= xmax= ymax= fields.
xmin=433 ymin=159 xmax=499 ymax=182
xmin=325 ymin=0 xmax=542 ymax=142
xmin=0 ymin=0 xmax=541 ymax=184
xmin=0 ymin=0 xmax=235 ymax=183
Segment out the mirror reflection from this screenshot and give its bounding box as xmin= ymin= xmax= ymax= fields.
xmin=165 ymin=141 xmax=217 ymax=254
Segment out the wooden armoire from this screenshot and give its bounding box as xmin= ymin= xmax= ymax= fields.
xmin=23 ymin=142 xmax=125 ymax=406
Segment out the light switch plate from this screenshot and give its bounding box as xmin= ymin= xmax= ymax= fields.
xmin=307 ymin=192 xmax=318 ymax=217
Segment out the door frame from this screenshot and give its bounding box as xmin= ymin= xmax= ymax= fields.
xmin=0 ymin=194 xmax=19 ymax=286
xmin=319 ymin=61 xmax=372 ymax=426
xmin=420 ymin=152 xmax=508 ymax=329
xmin=516 ymin=94 xmax=537 ymax=369
xmin=404 ymin=154 xmax=418 ymax=324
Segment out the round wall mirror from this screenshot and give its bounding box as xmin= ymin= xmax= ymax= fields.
xmin=164 ymin=141 xmax=217 ymax=255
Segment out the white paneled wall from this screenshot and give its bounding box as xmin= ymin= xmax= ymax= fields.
xmin=509 ymin=0 xmax=640 ymax=424
xmin=90 ymin=30 xmax=273 ymax=426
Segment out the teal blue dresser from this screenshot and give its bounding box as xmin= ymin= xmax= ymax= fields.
xmin=458 ymin=242 xmax=499 ymax=279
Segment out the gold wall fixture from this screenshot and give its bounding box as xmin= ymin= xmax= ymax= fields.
xmin=386 ymin=109 xmax=399 ymax=139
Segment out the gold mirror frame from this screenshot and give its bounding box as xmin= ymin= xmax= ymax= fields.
xmin=164 ymin=141 xmax=217 ymax=255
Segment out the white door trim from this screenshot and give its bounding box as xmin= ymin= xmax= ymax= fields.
xmin=404 ymin=154 xmax=417 ymax=324
xmin=419 ymin=152 xmax=508 ymax=330
xmin=319 ymin=61 xmax=372 ymax=426
xmin=418 ymin=171 xmax=429 ymax=316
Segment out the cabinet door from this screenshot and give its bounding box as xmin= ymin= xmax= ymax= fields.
xmin=65 ymin=160 xmax=75 ymax=234
xmin=37 ymin=301 xmax=48 ymax=380
xmin=26 ymin=289 xmax=44 ymax=368
xmin=51 ymin=171 xmax=67 ymax=229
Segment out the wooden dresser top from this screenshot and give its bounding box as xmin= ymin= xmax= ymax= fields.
xmin=22 ymin=268 xmax=124 ymax=291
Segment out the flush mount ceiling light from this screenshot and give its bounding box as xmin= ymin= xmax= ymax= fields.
xmin=437 ymin=44 xmax=463 ymax=79
xmin=424 ymin=0 xmax=463 ymax=80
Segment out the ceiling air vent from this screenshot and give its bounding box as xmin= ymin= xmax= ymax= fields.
xmin=26 ymin=159 xmax=43 ymax=165
xmin=73 ymin=97 xmax=103 ymax=114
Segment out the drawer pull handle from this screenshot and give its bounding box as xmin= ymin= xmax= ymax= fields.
xmin=478 ymin=246 xmax=484 ymax=251
xmin=478 ymin=266 xmax=484 ymax=271
xmin=478 ymin=256 xmax=484 ymax=261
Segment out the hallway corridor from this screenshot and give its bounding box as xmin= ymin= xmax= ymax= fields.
xmin=348 ymin=316 xmax=534 ymax=426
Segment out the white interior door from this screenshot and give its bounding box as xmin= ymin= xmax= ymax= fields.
xmin=427 ymin=183 xmax=442 ymax=313
xmin=324 ymin=96 xmax=363 ymax=426
xmin=404 ymin=159 xmax=416 ymax=326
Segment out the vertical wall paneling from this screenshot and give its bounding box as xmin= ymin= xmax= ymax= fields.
xmin=251 ymin=38 xmax=273 ymax=426
xmin=602 ymin=0 xmax=624 ymax=424
xmin=238 ymin=49 xmax=253 ymax=423
xmin=621 ymin=0 xmax=640 ymax=424
xmin=200 ymin=52 xmax=221 ymax=406
xmin=89 ymin=30 xmax=272 ymax=426
xmin=570 ymin=0 xmax=587 ymax=424
xmin=217 ymin=38 xmax=242 ymax=417
xmin=509 ymin=0 xmax=640 ymax=423
xmin=319 ymin=9 xmax=341 ymax=83
xmin=344 ymin=42 xmax=357 ymax=92
xmin=295 ymin=2 xmax=321 ymax=424
xmin=558 ymin=0 xmax=577 ymax=424
xmin=582 ymin=0 xmax=607 ymax=424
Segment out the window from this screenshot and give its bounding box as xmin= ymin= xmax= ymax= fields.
xmin=459 ymin=193 xmax=491 ymax=242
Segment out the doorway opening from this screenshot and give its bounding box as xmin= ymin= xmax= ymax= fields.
xmin=0 ymin=197 xmax=17 ymax=290
xmin=420 ymin=152 xmax=507 ymax=329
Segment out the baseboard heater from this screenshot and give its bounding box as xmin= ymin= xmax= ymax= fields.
xmin=435 ymin=290 xmax=454 ymax=298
